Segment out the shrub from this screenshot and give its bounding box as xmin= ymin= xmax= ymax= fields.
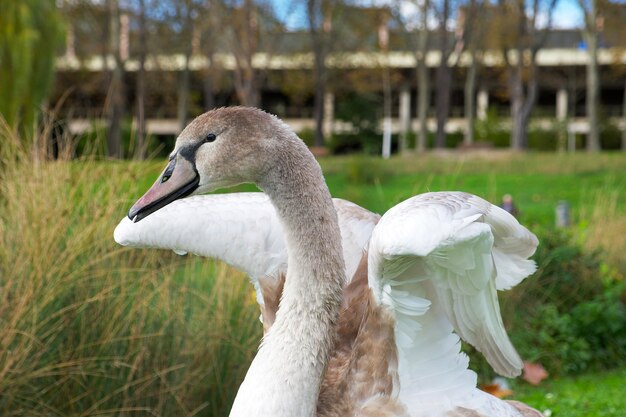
xmin=328 ymin=131 xmax=383 ymax=155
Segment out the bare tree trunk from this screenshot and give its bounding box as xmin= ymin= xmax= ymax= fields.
xmin=203 ymin=29 xmax=217 ymax=111
xmin=135 ymin=0 xmax=147 ymax=160
xmin=463 ymin=0 xmax=481 ymax=146
xmin=416 ymin=0 xmax=429 ymax=152
xmin=178 ymin=53 xmax=191 ymax=132
xmin=308 ymin=0 xmax=331 ymax=148
xmin=434 ymin=0 xmax=451 ymax=149
xmin=583 ymin=0 xmax=600 ymax=152
xmin=464 ymin=48 xmax=477 ymax=145
xmin=107 ymin=0 xmax=123 ymax=158
xmin=503 ymin=0 xmax=550 ymax=151
xmin=177 ymin=3 xmax=194 ymax=132
xmin=509 ymin=50 xmax=537 ymax=150
xmin=509 ymin=65 xmax=524 ymax=150
xmin=231 ymin=0 xmax=259 ymax=107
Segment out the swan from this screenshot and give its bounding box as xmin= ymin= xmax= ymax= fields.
xmin=122 ymin=107 xmax=542 ymax=417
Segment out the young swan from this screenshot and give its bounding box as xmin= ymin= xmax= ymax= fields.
xmin=128 ymin=107 xmax=348 ymax=417
xmin=126 ymin=107 xmax=542 ymax=417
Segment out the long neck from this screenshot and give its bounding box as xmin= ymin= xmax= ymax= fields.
xmin=229 ymin=138 xmax=346 ymax=417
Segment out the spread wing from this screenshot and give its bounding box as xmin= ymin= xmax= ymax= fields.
xmin=368 ymin=192 xmax=538 ymax=385
xmin=114 ymin=192 xmax=379 ymax=282
xmin=114 ymin=193 xmax=288 ymax=280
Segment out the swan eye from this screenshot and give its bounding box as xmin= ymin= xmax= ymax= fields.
xmin=205 ymin=133 xmax=217 ymax=143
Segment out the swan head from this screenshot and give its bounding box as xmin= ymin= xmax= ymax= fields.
xmin=128 ymin=107 xmax=296 ymax=222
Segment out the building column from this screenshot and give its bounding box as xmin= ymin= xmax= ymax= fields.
xmin=556 ymin=88 xmax=569 ymax=152
xmin=323 ymin=92 xmax=334 ymax=138
xmin=556 ymin=88 xmax=568 ymax=121
xmin=399 ymin=85 xmax=411 ymax=153
xmin=477 ymin=88 xmax=489 ymax=121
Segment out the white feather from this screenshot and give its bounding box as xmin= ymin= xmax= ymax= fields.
xmin=368 ymin=191 xmax=538 ymax=416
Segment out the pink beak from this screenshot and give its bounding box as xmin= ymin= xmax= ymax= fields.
xmin=128 ymin=154 xmax=199 ymax=222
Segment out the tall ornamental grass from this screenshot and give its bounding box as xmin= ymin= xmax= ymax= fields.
xmin=0 ymin=126 xmax=261 ymax=416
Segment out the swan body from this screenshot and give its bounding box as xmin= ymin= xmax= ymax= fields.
xmin=120 ymin=107 xmax=541 ymax=417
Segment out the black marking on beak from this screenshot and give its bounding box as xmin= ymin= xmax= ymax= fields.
xmin=128 ymin=174 xmax=199 ymax=222
xmin=127 ymin=152 xmax=200 ymax=222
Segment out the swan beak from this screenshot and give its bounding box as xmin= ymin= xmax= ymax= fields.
xmin=128 ymin=155 xmax=200 ymax=222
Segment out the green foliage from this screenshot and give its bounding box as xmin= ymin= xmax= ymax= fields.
xmin=331 ymin=91 xmax=387 ymax=154
xmin=0 ymin=0 xmax=64 ymax=137
xmin=328 ymin=131 xmax=383 ymax=155
xmin=468 ymin=229 xmax=626 ymax=379
xmin=600 ymin=121 xmax=623 ymax=150
xmin=334 ymin=91 xmax=380 ymax=136
xmin=296 ymin=127 xmax=315 ymax=147
xmin=475 ymin=109 xmax=508 ymax=147
xmin=73 ymin=119 xmax=164 ymax=159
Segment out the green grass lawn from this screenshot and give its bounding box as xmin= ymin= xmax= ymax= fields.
xmin=510 ymin=368 xmax=626 ymax=417
xmin=320 ymin=152 xmax=626 ymax=226
xmin=120 ymin=151 xmax=626 ymax=226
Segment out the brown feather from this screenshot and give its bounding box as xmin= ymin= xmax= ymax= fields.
xmin=257 ymin=253 xmax=406 ymax=416
xmin=258 ymin=273 xmax=286 ymax=334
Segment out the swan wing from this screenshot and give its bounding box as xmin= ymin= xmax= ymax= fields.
xmin=368 ymin=192 xmax=538 ymax=381
xmin=114 ymin=192 xmax=379 ymax=281
xmin=114 ymin=192 xmax=288 ymax=280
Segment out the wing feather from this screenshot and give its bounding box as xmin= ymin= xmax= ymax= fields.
xmin=369 ymin=192 xmax=538 ymax=389
xmin=114 ymin=192 xmax=379 ymax=282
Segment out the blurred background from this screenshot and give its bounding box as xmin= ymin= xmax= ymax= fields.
xmin=3 ymin=0 xmax=626 ymax=156
xmin=0 ymin=0 xmax=625 ymax=416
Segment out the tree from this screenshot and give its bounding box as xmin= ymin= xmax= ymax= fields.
xmin=433 ymin=0 xmax=454 ymax=148
xmin=106 ymin=0 xmax=125 ymax=158
xmin=416 ymin=0 xmax=431 ymax=152
xmin=462 ymin=0 xmax=483 ymax=146
xmin=493 ymin=0 xmax=558 ymax=150
xmin=199 ymin=0 xmax=221 ymax=111
xmin=175 ymin=0 xmax=197 ymax=132
xmin=223 ymin=0 xmax=261 ymax=107
xmin=597 ymin=0 xmax=626 ymax=151
xmin=379 ymin=13 xmax=392 ymax=158
xmin=0 ymin=0 xmax=64 ymax=140
xmin=432 ymin=0 xmax=471 ymax=149
xmin=395 ymin=0 xmax=431 ymax=152
xmin=579 ymin=0 xmax=601 ymax=151
xmin=134 ymin=0 xmax=148 ymax=159
xmin=307 ymin=0 xmax=335 ymax=147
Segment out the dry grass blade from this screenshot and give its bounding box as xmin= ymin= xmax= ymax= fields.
xmin=0 ymin=121 xmax=261 ymax=416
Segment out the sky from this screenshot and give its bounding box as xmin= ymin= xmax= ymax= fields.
xmin=273 ymin=0 xmax=585 ymax=31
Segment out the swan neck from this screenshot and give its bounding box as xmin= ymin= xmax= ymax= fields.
xmin=229 ymin=138 xmax=345 ymax=417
